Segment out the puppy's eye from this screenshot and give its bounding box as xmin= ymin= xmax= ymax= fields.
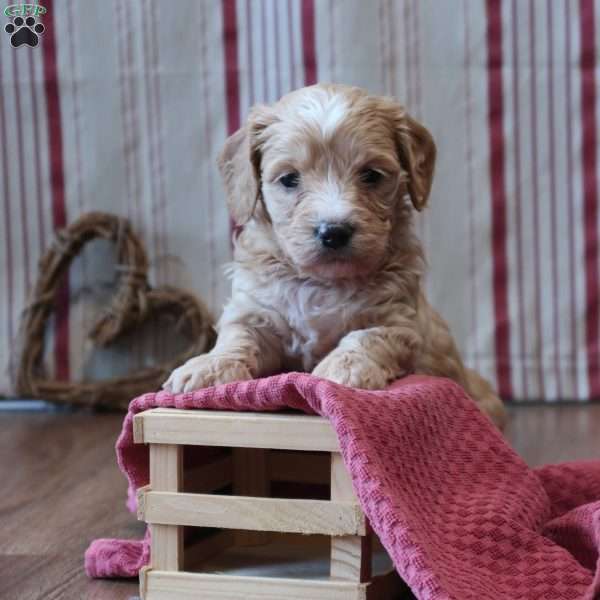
xmin=279 ymin=172 xmax=300 ymax=189
xmin=359 ymin=168 xmax=383 ymax=185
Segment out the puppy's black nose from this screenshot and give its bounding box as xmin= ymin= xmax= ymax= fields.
xmin=316 ymin=222 xmax=354 ymax=249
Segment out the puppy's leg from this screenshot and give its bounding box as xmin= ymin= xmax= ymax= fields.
xmin=463 ymin=368 xmax=507 ymax=430
xmin=313 ymin=324 xmax=422 ymax=389
xmin=163 ymin=321 xmax=282 ymax=393
xmin=414 ymin=303 xmax=507 ymax=429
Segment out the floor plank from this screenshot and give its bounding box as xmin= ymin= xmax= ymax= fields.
xmin=0 ymin=413 xmax=144 ymax=600
xmin=1 ymin=404 xmax=598 ymax=600
xmin=507 ymin=403 xmax=600 ymax=465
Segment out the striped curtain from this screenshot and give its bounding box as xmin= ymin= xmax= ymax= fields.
xmin=0 ymin=0 xmax=598 ymax=403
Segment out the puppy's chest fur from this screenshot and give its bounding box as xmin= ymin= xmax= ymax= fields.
xmin=235 ymin=272 xmax=376 ymax=371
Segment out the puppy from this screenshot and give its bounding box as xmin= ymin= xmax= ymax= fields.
xmin=164 ymin=84 xmax=506 ymax=428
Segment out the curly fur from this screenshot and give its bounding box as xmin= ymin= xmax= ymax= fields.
xmin=164 ymin=84 xmax=506 ymax=429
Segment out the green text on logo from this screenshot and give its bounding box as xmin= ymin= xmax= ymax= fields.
xmin=4 ymin=4 xmax=47 ymax=18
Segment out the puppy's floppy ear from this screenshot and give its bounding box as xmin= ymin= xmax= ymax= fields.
xmin=394 ymin=110 xmax=436 ymax=211
xmin=217 ymin=105 xmax=275 ymax=225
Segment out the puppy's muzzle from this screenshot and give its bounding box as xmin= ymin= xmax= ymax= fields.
xmin=315 ymin=222 xmax=355 ymax=250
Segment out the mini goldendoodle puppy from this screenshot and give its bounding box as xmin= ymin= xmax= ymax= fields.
xmin=164 ymin=84 xmax=506 ymax=428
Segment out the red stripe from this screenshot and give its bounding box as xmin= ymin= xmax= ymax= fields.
xmin=42 ymin=0 xmax=69 ymax=381
xmin=301 ymin=0 xmax=317 ymax=85
xmin=13 ymin=52 xmax=31 ymax=293
xmin=565 ymin=0 xmax=579 ymax=396
xmin=222 ymin=0 xmax=240 ymax=135
xmin=222 ymin=0 xmax=240 ymax=237
xmin=486 ymin=0 xmax=513 ymax=399
xmin=579 ymin=0 xmax=600 ymax=398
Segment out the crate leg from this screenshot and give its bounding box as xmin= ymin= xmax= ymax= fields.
xmin=233 ymin=447 xmax=270 ymax=546
xmin=150 ymin=444 xmax=183 ymax=570
xmin=330 ymin=453 xmax=372 ymax=582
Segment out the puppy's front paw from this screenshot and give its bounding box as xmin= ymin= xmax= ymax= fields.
xmin=312 ymin=350 xmax=393 ymax=390
xmin=163 ymin=354 xmax=252 ymax=393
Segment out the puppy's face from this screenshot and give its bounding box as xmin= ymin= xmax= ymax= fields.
xmin=219 ymin=85 xmax=436 ymax=280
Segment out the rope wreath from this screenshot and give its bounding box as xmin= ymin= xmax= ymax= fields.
xmin=15 ymin=211 xmax=216 ymax=409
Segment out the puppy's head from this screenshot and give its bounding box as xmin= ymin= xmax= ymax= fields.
xmin=218 ymin=84 xmax=436 ymax=280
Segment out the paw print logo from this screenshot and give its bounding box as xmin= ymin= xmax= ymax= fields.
xmin=5 ymin=16 xmax=44 ymax=47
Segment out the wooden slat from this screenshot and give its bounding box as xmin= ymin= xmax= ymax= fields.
xmin=149 ymin=445 xmax=183 ymax=571
xmin=269 ymin=450 xmax=330 ymax=484
xmin=143 ymin=570 xmax=367 ymax=600
xmin=233 ymin=448 xmax=270 ymax=545
xmin=330 ymin=453 xmax=371 ymax=582
xmin=139 ymin=565 xmax=150 ymax=599
xmin=139 ymin=491 xmax=365 ymax=536
xmin=134 ymin=409 xmax=339 ymax=452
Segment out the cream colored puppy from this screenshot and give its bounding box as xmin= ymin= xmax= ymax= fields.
xmin=164 ymin=84 xmax=506 ymax=428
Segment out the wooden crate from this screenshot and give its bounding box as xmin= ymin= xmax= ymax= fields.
xmin=134 ymin=408 xmax=407 ymax=600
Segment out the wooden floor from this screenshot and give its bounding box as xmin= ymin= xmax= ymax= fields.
xmin=1 ymin=403 xmax=599 ymax=600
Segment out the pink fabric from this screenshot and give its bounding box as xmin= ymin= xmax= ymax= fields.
xmin=85 ymin=373 xmax=600 ymax=599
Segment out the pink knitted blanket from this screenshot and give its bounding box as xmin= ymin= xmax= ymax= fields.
xmin=85 ymin=373 xmax=600 ymax=599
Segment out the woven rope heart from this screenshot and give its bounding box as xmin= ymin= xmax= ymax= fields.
xmin=15 ymin=211 xmax=216 ymax=408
